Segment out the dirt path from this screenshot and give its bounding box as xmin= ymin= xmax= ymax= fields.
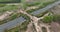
xmin=19 ymin=9 xmax=51 ymax=32
xmin=0 ymin=11 xmax=13 ymax=20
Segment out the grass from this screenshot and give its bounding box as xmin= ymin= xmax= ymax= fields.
xmin=26 ymin=9 xmax=37 ymax=14
xmin=4 ymin=27 xmax=19 ymax=32
xmin=25 ymin=0 xmax=57 ymax=13
xmin=36 ymin=10 xmax=60 ymax=23
xmin=0 ymin=12 xmax=21 ymax=25
xmin=0 ymin=5 xmax=20 ymax=13
xmin=42 ymin=12 xmax=54 ymax=23
xmin=53 ymin=15 xmax=60 ymax=22
xmin=20 ymin=13 xmax=30 ymax=21
xmin=42 ymin=12 xmax=60 ymax=23
xmin=19 ymin=20 xmax=30 ymax=32
xmin=0 ymin=8 xmax=31 ymax=25
xmin=35 ymin=11 xmax=54 ymax=23
xmin=4 ymin=14 xmax=30 ymax=32
xmin=43 ymin=15 xmax=53 ymax=23
xmin=0 ymin=3 xmax=21 ymax=25
xmin=5 ymin=21 xmax=30 ymax=32
xmin=0 ymin=4 xmax=6 ymax=7
xmin=35 ymin=11 xmax=48 ymax=18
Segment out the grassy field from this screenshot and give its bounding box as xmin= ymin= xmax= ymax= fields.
xmin=25 ymin=0 xmax=57 ymax=13
xmin=0 ymin=4 xmax=6 ymax=7
xmin=0 ymin=4 xmax=21 ymax=24
xmin=22 ymin=0 xmax=57 ymax=7
xmin=0 ymin=0 xmax=20 ymax=3
xmin=0 ymin=5 xmax=20 ymax=13
xmin=0 ymin=4 xmax=21 ymax=25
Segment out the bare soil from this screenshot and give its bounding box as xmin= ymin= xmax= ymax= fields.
xmin=50 ymin=4 xmax=60 ymax=15
xmin=50 ymin=22 xmax=60 ymax=32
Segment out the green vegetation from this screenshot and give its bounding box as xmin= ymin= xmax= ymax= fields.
xmin=4 ymin=14 xmax=30 ymax=32
xmin=23 ymin=2 xmax=40 ymax=7
xmin=22 ymin=0 xmax=57 ymax=13
xmin=16 ymin=14 xmax=30 ymax=32
xmin=20 ymin=13 xmax=30 ymax=21
xmin=4 ymin=28 xmax=19 ymax=32
xmin=26 ymin=9 xmax=37 ymax=14
xmin=5 ymin=20 xmax=30 ymax=32
xmin=0 ymin=0 xmax=20 ymax=3
xmin=0 ymin=2 xmax=21 ymax=25
xmin=53 ymin=15 xmax=60 ymax=22
xmin=0 ymin=4 xmax=6 ymax=7
xmin=42 ymin=12 xmax=53 ymax=23
xmin=0 ymin=12 xmax=21 ymax=25
xmin=43 ymin=15 xmax=53 ymax=23
xmin=43 ymin=14 xmax=60 ymax=23
xmin=19 ymin=21 xmax=30 ymax=32
xmin=0 ymin=5 xmax=19 ymax=13
xmin=6 ymin=13 xmax=21 ymax=21
xmin=35 ymin=11 xmax=48 ymax=18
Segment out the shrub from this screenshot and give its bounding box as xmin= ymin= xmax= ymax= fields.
xmin=43 ymin=15 xmax=53 ymax=23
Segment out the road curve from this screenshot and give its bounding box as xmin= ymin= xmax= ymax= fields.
xmin=31 ymin=0 xmax=60 ymax=15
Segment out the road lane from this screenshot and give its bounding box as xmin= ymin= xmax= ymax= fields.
xmin=0 ymin=16 xmax=26 ymax=32
xmin=31 ymin=0 xmax=60 ymax=15
xmin=0 ymin=0 xmax=60 ymax=32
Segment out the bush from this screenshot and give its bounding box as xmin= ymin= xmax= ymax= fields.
xmin=43 ymin=15 xmax=53 ymax=23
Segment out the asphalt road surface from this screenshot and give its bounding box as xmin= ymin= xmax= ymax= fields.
xmin=0 ymin=17 xmax=26 ymax=32
xmin=31 ymin=0 xmax=60 ymax=15
xmin=0 ymin=0 xmax=60 ymax=32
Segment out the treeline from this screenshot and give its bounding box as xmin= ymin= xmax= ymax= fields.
xmin=0 ymin=0 xmax=20 ymax=3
